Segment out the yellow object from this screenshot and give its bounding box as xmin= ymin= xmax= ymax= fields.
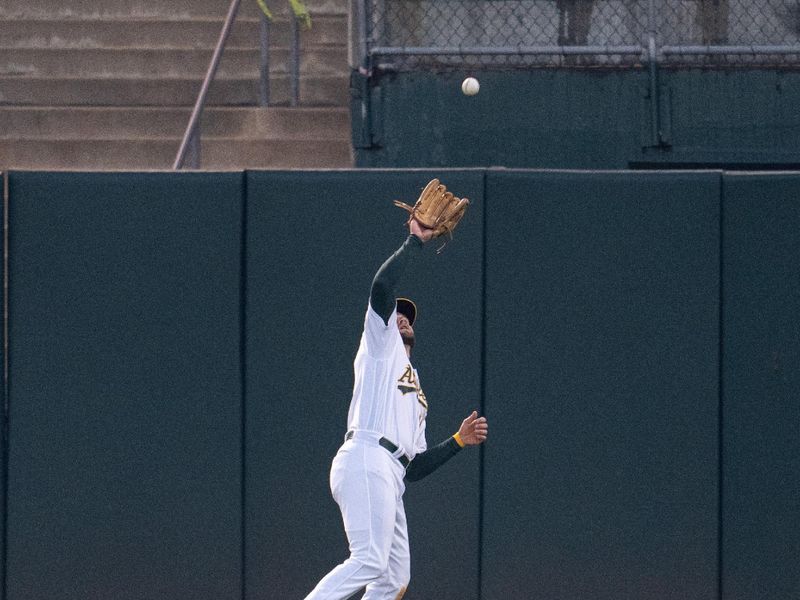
xmin=288 ymin=0 xmax=312 ymax=28
xmin=255 ymin=0 xmax=274 ymax=20
xmin=256 ymin=0 xmax=312 ymax=29
xmin=453 ymin=432 xmax=465 ymax=448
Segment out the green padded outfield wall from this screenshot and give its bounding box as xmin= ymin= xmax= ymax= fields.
xmin=244 ymin=170 xmax=484 ymax=599
xmin=481 ymin=170 xmax=722 ymax=599
xmin=353 ymin=70 xmax=800 ymax=169
xmin=5 ymin=172 xmax=244 ymax=600
xmin=3 ymin=169 xmax=800 ymax=600
xmin=721 ymin=174 xmax=800 ymax=600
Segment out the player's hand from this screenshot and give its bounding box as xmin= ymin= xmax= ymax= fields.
xmin=409 ymin=217 xmax=435 ymax=243
xmin=458 ymin=411 xmax=488 ymax=446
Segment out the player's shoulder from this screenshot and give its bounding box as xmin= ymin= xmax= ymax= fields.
xmin=365 ymin=300 xmax=397 ymax=331
xmin=361 ymin=301 xmax=404 ymax=357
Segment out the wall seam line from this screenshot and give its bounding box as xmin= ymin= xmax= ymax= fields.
xmin=717 ymin=171 xmax=725 ymax=600
xmin=240 ymin=172 xmax=249 ymax=600
xmin=477 ymin=169 xmax=488 ymax=600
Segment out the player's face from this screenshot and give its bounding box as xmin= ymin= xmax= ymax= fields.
xmin=397 ymin=313 xmax=415 ymax=347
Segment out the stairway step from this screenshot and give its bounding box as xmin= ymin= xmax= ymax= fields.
xmin=200 ymin=138 xmax=353 ymax=168
xmin=0 ymin=16 xmax=347 ymax=49
xmin=0 ymin=47 xmax=348 ymax=77
xmin=204 ymin=106 xmax=350 ymax=138
xmin=0 ymin=75 xmax=350 ymax=106
xmin=0 ymin=0 xmax=347 ymax=20
xmin=0 ymin=106 xmax=351 ymax=139
xmin=0 ymin=138 xmax=353 ymax=170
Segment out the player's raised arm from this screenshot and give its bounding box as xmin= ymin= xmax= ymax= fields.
xmin=369 ymin=218 xmax=433 ymax=325
xmin=370 ymin=179 xmax=467 ymax=324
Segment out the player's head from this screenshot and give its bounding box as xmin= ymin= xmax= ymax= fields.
xmin=396 ymin=297 xmax=417 ymax=349
xmin=396 ymin=298 xmax=416 ymax=326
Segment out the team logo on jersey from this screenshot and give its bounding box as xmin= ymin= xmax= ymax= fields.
xmin=397 ymin=364 xmax=428 ymax=410
xmin=397 ymin=365 xmax=417 ymax=393
xmin=417 ymin=388 xmax=428 ymax=410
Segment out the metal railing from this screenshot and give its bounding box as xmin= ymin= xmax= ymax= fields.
xmin=355 ymin=0 xmax=800 ymax=71
xmin=174 ymin=0 xmax=303 ymax=170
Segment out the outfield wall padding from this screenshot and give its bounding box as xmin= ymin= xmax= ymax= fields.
xmin=721 ymin=173 xmax=800 ymax=600
xmin=244 ymin=170 xmax=484 ymax=599
xmin=2 ymin=169 xmax=799 ymax=600
xmin=5 ymin=172 xmax=244 ymax=600
xmin=481 ymin=170 xmax=722 ymax=599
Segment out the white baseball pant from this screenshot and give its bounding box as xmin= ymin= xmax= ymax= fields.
xmin=304 ymin=434 xmax=410 ymax=600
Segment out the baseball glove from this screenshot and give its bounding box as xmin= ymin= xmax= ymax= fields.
xmin=393 ymin=179 xmax=469 ymax=250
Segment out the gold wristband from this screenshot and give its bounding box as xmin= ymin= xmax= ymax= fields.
xmin=453 ymin=432 xmax=465 ymax=448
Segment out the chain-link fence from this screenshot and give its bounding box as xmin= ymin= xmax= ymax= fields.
xmin=354 ymin=0 xmax=800 ymax=69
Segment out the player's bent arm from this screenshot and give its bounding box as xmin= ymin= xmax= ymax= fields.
xmin=406 ymin=411 xmax=488 ymax=481
xmin=404 ymin=436 xmax=463 ymax=482
xmin=370 ymin=234 xmax=424 ymax=325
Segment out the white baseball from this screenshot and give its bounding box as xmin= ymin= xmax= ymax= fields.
xmin=461 ymin=77 xmax=480 ymax=96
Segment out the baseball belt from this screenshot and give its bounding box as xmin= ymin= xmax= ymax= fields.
xmin=344 ymin=430 xmax=411 ymax=469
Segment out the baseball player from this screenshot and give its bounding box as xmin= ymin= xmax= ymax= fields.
xmin=304 ymin=209 xmax=488 ymax=600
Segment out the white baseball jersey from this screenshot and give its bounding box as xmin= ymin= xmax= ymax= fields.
xmin=346 ymin=301 xmax=428 ymax=459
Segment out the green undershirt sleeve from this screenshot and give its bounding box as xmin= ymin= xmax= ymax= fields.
xmin=404 ymin=436 xmax=463 ymax=482
xmin=370 ymin=234 xmax=424 ymax=325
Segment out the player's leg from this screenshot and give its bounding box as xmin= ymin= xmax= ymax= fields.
xmin=362 ymin=496 xmax=410 ymax=600
xmin=304 ymin=444 xmax=397 ymax=600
